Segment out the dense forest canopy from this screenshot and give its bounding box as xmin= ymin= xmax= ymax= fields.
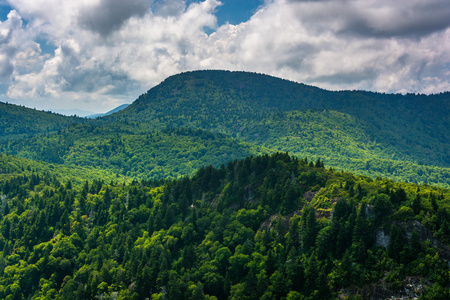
xmin=0 ymin=153 xmax=449 ymax=299
xmin=111 ymin=70 xmax=449 ymax=169
xmin=0 ymin=124 xmax=266 ymax=181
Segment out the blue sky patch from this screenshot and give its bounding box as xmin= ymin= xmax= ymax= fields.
xmin=0 ymin=2 xmax=12 ymax=21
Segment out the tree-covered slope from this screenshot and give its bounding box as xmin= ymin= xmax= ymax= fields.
xmin=106 ymin=70 xmax=449 ymax=185
xmin=242 ymin=110 xmax=450 ymax=187
xmin=0 ymin=153 xmax=449 ymax=299
xmin=0 ymin=102 xmax=83 ymax=139
xmin=1 ymin=123 xmax=266 ymax=180
xmin=1 ymin=70 xmax=448 ymax=187
xmin=0 ymin=152 xmax=127 ymax=187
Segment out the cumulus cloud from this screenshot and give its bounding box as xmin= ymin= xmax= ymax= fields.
xmin=1 ymin=0 xmax=449 ymax=112
xmin=152 ymin=0 xmax=188 ymax=17
xmin=0 ymin=10 xmax=22 ymax=78
xmin=201 ymin=0 xmax=450 ymax=92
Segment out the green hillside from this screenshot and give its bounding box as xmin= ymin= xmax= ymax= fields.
xmin=1 ymin=123 xmax=266 ymax=180
xmin=0 ymin=102 xmax=83 ymax=139
xmin=243 ymin=110 xmax=450 ymax=187
xmin=0 ymin=152 xmax=127 ymax=187
xmin=0 ymin=153 xmax=448 ymax=299
xmin=0 ymin=70 xmax=448 ymax=187
xmin=105 ymin=70 xmax=449 ymax=186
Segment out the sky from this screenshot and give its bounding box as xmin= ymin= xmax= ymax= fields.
xmin=0 ymin=0 xmax=449 ymax=114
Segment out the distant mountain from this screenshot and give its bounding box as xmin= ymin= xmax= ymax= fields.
xmin=107 ymin=70 xmax=450 ymax=186
xmin=86 ymin=103 xmax=130 ymax=119
xmin=52 ymin=108 xmax=96 ymax=117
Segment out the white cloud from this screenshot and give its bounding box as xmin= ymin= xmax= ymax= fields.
xmin=0 ymin=10 xmax=22 ymax=78
xmin=1 ymin=0 xmax=449 ymax=112
xmin=201 ymin=0 xmax=450 ymax=93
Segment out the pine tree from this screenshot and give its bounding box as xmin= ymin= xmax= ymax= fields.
xmin=301 ymin=205 xmax=318 ymax=252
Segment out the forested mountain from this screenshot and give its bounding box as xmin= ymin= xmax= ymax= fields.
xmin=0 ymin=153 xmax=448 ymax=299
xmin=86 ymin=104 xmax=130 ymax=119
xmin=0 ymin=102 xmax=83 ymax=139
xmin=0 ymin=70 xmax=448 ymax=187
xmin=110 ymin=70 xmax=449 ymax=167
xmin=105 ymin=70 xmax=450 ymax=187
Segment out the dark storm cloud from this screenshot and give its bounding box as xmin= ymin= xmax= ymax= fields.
xmin=0 ymin=55 xmax=13 ymax=78
xmin=78 ymin=0 xmax=151 ymax=36
xmin=61 ymin=68 xmax=132 ymax=95
xmin=273 ymin=42 xmax=316 ymax=70
xmin=0 ymin=32 xmax=14 ymax=78
xmin=0 ymin=59 xmax=12 ymax=78
xmin=285 ymin=0 xmax=329 ymax=2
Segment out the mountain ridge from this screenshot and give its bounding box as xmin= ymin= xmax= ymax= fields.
xmin=86 ymin=104 xmax=130 ymax=119
xmin=106 ymin=70 xmax=450 ymax=185
xmin=0 ymin=70 xmax=449 ymax=186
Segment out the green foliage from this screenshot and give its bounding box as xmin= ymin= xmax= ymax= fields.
xmin=0 ymin=101 xmax=83 ymax=138
xmin=0 ymin=152 xmax=123 ymax=187
xmin=1 ymin=125 xmax=265 ymax=181
xmin=106 ymin=70 xmax=449 ymax=187
xmin=0 ymin=153 xmax=448 ymax=299
xmin=0 ymin=71 xmax=449 ymax=298
xmin=1 ymin=71 xmax=449 ymax=187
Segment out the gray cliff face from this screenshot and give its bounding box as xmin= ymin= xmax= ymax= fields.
xmin=376 ymin=220 xmax=450 ymax=260
xmin=375 ymin=230 xmax=390 ymax=248
xmin=369 ymin=220 xmax=450 ymax=299
xmin=338 ymin=276 xmax=431 ymax=300
xmin=403 ymin=221 xmax=450 ymax=260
